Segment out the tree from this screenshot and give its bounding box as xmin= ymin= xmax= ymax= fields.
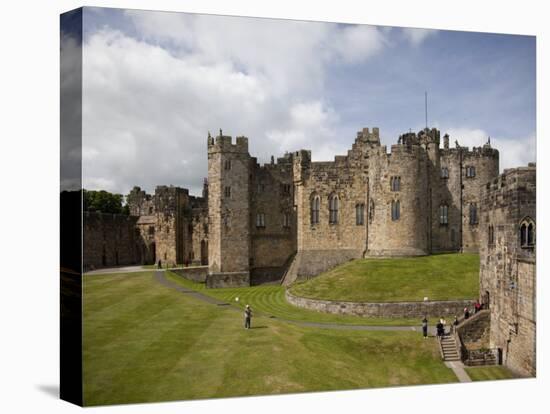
xmin=83 ymin=189 xmax=128 ymax=214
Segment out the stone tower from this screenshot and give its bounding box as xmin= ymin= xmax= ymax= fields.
xmin=207 ymin=130 xmax=251 ymax=287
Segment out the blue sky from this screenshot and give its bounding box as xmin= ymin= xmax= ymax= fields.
xmin=77 ymin=7 xmax=536 ymax=195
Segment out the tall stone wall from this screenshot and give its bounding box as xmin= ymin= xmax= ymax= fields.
xmin=479 ymin=164 xmax=536 ymax=377
xmin=367 ymin=144 xmax=429 ymax=256
xmin=249 ymin=156 xmax=296 ymax=270
xmin=83 ymin=212 xmax=139 ymax=271
xmin=207 ymin=132 xmax=251 ymax=286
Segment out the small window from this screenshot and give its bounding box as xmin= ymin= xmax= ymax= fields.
xmin=223 ymin=214 xmax=230 ymax=228
xmin=224 ymin=186 xmax=231 ymax=198
xmin=369 ymin=199 xmax=375 ymax=223
xmin=439 ymin=204 xmax=448 ymax=225
xmin=356 ymin=203 xmax=365 ymax=225
xmin=390 ymin=176 xmax=401 ymax=191
xmin=257 ymin=182 xmax=265 ymax=193
xmin=256 ymin=213 xmax=265 ymax=228
xmin=441 ymin=167 xmax=449 ymax=179
xmin=311 ymin=195 xmax=320 ymax=225
xmin=224 ymin=159 xmax=232 ymax=170
xmin=488 ymin=225 xmax=495 ymax=247
xmin=148 ymin=226 xmax=155 ymax=235
xmin=391 ymin=200 xmax=400 ymax=221
xmin=469 ymin=203 xmax=478 ymax=225
xmin=466 ymin=166 xmax=476 ymax=178
xmin=329 ymin=194 xmax=339 ymax=224
xmin=283 ymin=212 xmax=290 ymax=228
xmin=148 ymin=206 xmax=153 ymax=215
xmin=282 ymin=184 xmax=291 ymax=195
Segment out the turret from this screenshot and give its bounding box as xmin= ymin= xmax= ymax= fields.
xmin=207 ymin=130 xmax=251 ymax=287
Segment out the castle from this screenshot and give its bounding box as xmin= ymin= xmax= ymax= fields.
xmin=82 ymin=126 xmax=536 ymax=376
xmin=84 ymin=126 xmax=501 ymax=285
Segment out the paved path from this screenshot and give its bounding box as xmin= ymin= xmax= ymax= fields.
xmin=154 ymin=271 xmax=230 ymax=306
xmin=444 ymin=361 xmax=472 ymax=382
xmin=86 ymin=266 xmax=150 ymax=275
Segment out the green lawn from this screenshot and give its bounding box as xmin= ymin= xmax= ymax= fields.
xmin=164 ymin=271 xmax=424 ymax=326
xmin=465 ymin=366 xmax=516 ymax=382
xmin=83 ymin=271 xmax=457 ymax=405
xmin=289 ymin=253 xmax=480 ymax=302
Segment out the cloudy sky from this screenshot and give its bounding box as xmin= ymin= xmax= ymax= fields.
xmin=76 ymin=7 xmax=536 ymax=196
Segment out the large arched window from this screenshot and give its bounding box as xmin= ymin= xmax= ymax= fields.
xmin=310 ymin=194 xmax=320 ymax=225
xmin=520 ymin=217 xmax=535 ymax=248
xmin=439 ymin=204 xmax=448 ymax=225
xmin=391 ymin=200 xmax=400 ymax=221
xmin=329 ymin=194 xmax=339 ymax=224
xmin=469 ymin=203 xmax=478 ymax=225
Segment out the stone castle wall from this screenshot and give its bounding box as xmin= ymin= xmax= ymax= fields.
xmin=479 ymin=164 xmax=536 ymax=376
xmin=83 ymin=212 xmax=139 ymax=270
xmin=286 ymin=290 xmax=476 ymax=319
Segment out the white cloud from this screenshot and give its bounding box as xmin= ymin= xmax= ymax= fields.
xmin=445 ymin=127 xmax=536 ymax=172
xmin=401 ymin=27 xmax=437 ymax=46
xmin=82 ymin=12 xmax=395 ymax=195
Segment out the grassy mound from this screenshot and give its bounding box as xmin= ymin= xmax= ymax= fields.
xmin=289 ymin=253 xmax=479 ymax=302
xmin=83 ymin=271 xmax=457 ymax=405
xmin=164 ymin=272 xmax=423 ymax=326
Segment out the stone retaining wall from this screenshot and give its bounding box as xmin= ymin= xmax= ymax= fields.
xmin=286 ymin=290 xmax=475 ymax=318
xmin=171 ymin=266 xmax=208 ymax=283
xmin=206 ymin=272 xmax=250 ymax=288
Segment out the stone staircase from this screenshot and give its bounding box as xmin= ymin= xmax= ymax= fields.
xmin=440 ymin=335 xmax=461 ymax=361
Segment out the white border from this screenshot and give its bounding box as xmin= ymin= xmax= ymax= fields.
xmin=0 ymin=1 xmax=547 ymax=413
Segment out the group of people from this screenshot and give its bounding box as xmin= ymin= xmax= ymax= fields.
xmin=421 ymin=300 xmax=484 ymax=339
xmin=421 ymin=315 xmax=459 ymax=339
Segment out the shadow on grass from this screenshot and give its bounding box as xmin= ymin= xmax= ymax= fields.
xmin=249 ymin=326 xmax=268 ymax=329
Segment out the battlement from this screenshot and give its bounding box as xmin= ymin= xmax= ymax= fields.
xmin=484 ymin=163 xmax=536 ymax=193
xmin=207 ymin=129 xmax=249 ymax=154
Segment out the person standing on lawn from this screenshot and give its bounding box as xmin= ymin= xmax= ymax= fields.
xmin=422 ymin=316 xmax=428 ymax=339
xmin=244 ymin=305 xmax=252 ymax=329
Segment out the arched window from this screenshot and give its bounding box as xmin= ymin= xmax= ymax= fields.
xmin=519 ymin=217 xmax=535 ymax=248
xmin=439 ymin=204 xmax=448 ymax=225
xmin=329 ymin=194 xmax=339 ymax=224
xmin=469 ymin=203 xmax=478 ymax=225
xmin=390 ymin=176 xmax=401 ymax=191
xmin=356 ymin=203 xmax=365 ymax=225
xmin=441 ymin=167 xmax=449 ymax=179
xmin=310 ymin=195 xmax=320 ymax=225
xmin=391 ymin=200 xmax=400 ymax=221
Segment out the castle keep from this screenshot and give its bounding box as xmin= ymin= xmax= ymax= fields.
xmin=205 ymin=127 xmax=499 ymax=286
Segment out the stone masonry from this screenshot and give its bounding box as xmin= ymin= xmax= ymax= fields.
xmin=479 ymin=163 xmax=536 ymax=377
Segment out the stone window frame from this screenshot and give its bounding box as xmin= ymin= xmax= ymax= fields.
xmin=439 ymin=203 xmax=449 ymax=225
xmin=224 ymin=186 xmax=231 ymax=198
xmin=281 ymin=183 xmax=291 ymax=196
xmin=355 ymin=203 xmax=365 ymax=225
xmin=390 ymin=176 xmax=401 ymax=192
xmin=224 ymin=159 xmax=232 ymax=171
xmin=391 ymin=199 xmax=401 ymax=221
xmin=466 ymin=165 xmax=476 ymax=178
xmin=328 ymin=194 xmax=339 ymax=224
xmin=256 ymin=212 xmax=266 ymax=228
xmin=310 ymin=194 xmax=320 ymax=225
xmin=282 ymin=212 xmax=291 ymax=228
xmin=519 ymin=216 xmax=535 ymax=249
xmin=469 ymin=203 xmax=478 ymax=225
xmin=441 ymin=167 xmax=449 ymax=179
